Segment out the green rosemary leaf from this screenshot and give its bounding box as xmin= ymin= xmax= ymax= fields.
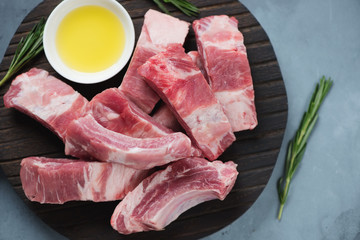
xmin=277 ymin=76 xmax=333 ymax=220
xmin=153 ymin=0 xmax=199 ymax=16
xmin=285 ymin=140 xmax=293 ymax=174
xmin=153 ymin=0 xmax=170 ymax=14
xmin=277 ymin=177 xmax=284 ymax=201
xmin=0 ymin=18 xmax=45 ymax=88
xmin=290 ymin=144 xmax=306 ymax=178
xmin=169 ymin=0 xmax=192 ymax=16
xmin=300 ymin=114 xmax=319 ymax=149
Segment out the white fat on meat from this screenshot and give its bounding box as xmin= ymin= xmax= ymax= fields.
xmin=3 ymin=68 xmax=89 ymax=141
xmin=193 ymin=15 xmax=258 ymax=132
xmin=110 ymin=157 xmax=238 ymax=234
xmin=20 ymin=157 xmax=149 ymax=204
xmin=215 ymin=86 xmax=257 ymax=130
xmin=65 ymin=114 xmax=199 ymax=170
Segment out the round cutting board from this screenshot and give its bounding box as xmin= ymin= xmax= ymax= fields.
xmin=0 ymin=0 xmax=288 ymax=239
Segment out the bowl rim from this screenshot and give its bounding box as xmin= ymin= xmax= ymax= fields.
xmin=43 ymin=0 xmax=135 ymax=84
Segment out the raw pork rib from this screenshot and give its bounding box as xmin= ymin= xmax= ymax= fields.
xmin=193 ymin=15 xmax=258 ymax=132
xmin=138 ymin=44 xmax=235 ymax=160
xmin=90 ymin=89 xmax=201 ymax=156
xmin=90 ymin=88 xmax=172 ymax=138
xmin=119 ymin=9 xmax=190 ymax=113
xmin=20 ymin=157 xmax=149 ymax=204
xmin=151 ymin=51 xmax=207 ymax=132
xmin=3 ymin=68 xmax=89 ymax=141
xmin=152 ymin=102 xmax=182 ymax=132
xmin=187 ymin=51 xmax=207 ymax=79
xmin=65 ymin=114 xmax=198 ymax=170
xmin=111 ymin=157 xmax=238 ymax=234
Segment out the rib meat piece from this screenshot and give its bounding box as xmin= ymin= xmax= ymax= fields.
xmin=151 ymin=102 xmax=183 ymax=132
xmin=3 ymin=68 xmax=89 ymax=141
xmin=119 ymin=9 xmax=190 ymax=113
xmin=90 ymin=88 xmax=172 ymax=138
xmin=151 ymin=51 xmax=207 ymax=132
xmin=21 ymin=157 xmax=149 ymax=204
xmin=65 ymin=114 xmax=198 ymax=170
xmin=111 ymin=157 xmax=238 ymax=234
xmin=138 ymin=44 xmax=235 ymax=160
xmin=90 ymin=88 xmax=202 ymax=156
xmin=187 ymin=51 xmax=207 ymax=79
xmin=193 ymin=15 xmax=258 ymax=132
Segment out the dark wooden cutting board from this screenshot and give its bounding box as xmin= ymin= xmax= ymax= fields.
xmin=0 ymin=0 xmax=288 ymax=239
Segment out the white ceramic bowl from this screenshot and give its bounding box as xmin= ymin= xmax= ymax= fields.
xmin=43 ymin=0 xmax=135 ymax=84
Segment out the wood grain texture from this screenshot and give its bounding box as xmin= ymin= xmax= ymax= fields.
xmin=0 ymin=0 xmax=288 ymax=239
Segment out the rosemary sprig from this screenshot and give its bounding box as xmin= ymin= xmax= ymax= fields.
xmin=153 ymin=0 xmax=199 ymax=17
xmin=277 ymin=76 xmax=333 ymax=220
xmin=0 ymin=18 xmax=45 ymax=88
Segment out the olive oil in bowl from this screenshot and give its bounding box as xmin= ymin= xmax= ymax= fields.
xmin=43 ymin=0 xmax=135 ymax=84
xmin=56 ymin=6 xmax=125 ymax=73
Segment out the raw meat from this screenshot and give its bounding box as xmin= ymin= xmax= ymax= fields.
xmin=193 ymin=15 xmax=258 ymax=132
xmin=150 ymin=51 xmax=205 ymax=132
xmin=151 ymin=102 xmax=183 ymax=132
xmin=111 ymin=157 xmax=238 ymax=234
xmin=187 ymin=51 xmax=207 ymax=79
xmin=138 ymin=44 xmax=235 ymax=160
xmin=119 ymin=9 xmax=190 ymax=113
xmin=90 ymin=88 xmax=172 ymax=138
xmin=90 ymin=89 xmax=202 ymax=156
xmin=20 ymin=157 xmax=149 ymax=204
xmin=3 ymin=68 xmax=89 ymax=141
xmin=65 ymin=114 xmax=198 ymax=170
